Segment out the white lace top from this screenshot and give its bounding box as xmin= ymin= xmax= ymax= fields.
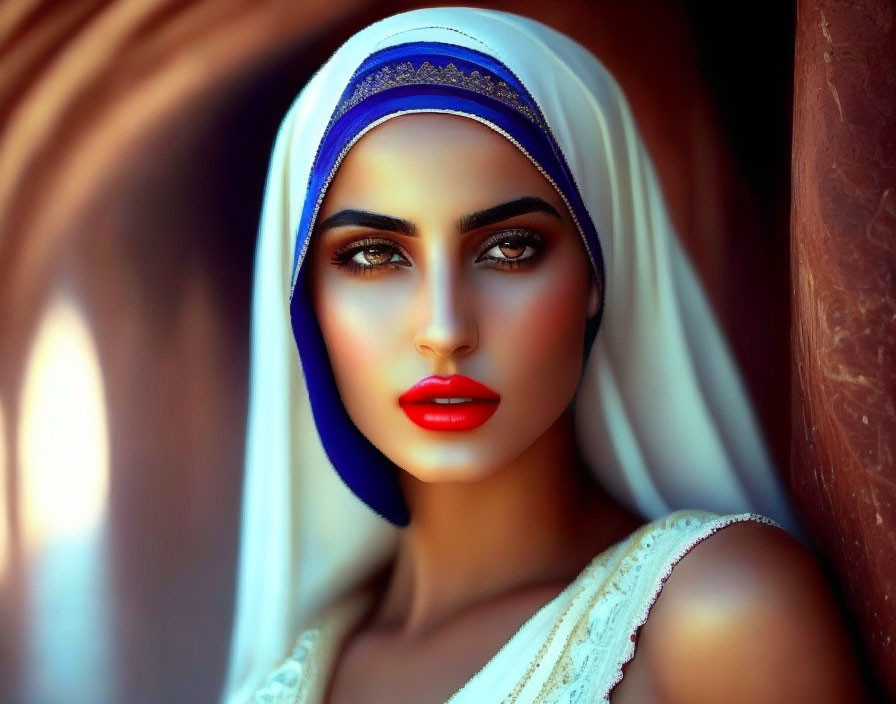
xmin=252 ymin=509 xmax=781 ymax=704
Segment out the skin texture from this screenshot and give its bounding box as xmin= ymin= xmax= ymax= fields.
xmin=611 ymin=522 xmax=869 ymax=704
xmin=310 ymin=114 xmax=598 ymax=485
xmin=309 ymin=110 xmax=632 ymax=628
xmin=307 ymin=114 xmax=867 ymax=704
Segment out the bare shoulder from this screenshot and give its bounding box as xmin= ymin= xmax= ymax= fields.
xmin=633 ymin=519 xmax=869 ymax=704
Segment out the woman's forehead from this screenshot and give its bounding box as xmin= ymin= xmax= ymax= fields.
xmin=318 ymin=113 xmax=567 ymax=220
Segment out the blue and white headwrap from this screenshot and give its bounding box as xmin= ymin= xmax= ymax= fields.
xmin=224 ymin=9 xmax=800 ymax=702
xmin=290 ymin=41 xmax=607 ymax=527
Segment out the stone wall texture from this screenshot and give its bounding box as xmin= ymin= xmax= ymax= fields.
xmin=791 ymin=0 xmax=896 ymax=698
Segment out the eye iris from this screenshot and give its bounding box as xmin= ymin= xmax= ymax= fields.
xmin=362 ymin=247 xmax=391 ymax=265
xmin=498 ymin=241 xmax=526 ymax=259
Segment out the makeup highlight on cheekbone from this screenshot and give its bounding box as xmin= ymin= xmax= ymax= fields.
xmin=309 ymin=113 xmax=600 ymax=484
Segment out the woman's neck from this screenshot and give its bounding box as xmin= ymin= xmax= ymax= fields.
xmin=368 ymin=408 xmax=641 ymax=638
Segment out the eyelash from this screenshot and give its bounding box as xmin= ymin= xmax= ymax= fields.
xmin=475 ymin=229 xmax=545 ymax=270
xmin=330 ymin=237 xmax=411 ymax=276
xmin=330 ymin=229 xmax=546 ymax=275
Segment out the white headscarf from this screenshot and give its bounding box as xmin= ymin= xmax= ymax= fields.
xmin=222 ymin=8 xmax=800 ymax=702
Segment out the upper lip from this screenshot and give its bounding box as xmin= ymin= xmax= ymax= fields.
xmin=398 ymin=374 xmax=500 ymax=404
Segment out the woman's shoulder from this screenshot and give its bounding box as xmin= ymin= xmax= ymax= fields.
xmin=626 ymin=512 xmax=868 ymax=703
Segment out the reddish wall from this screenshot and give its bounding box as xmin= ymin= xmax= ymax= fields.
xmin=791 ymin=0 xmax=896 ymax=697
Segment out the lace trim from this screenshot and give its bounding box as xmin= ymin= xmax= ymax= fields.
xmin=598 ymin=512 xmax=784 ymax=702
xmin=498 ymin=511 xmax=784 ymax=703
xmin=251 ymin=627 xmax=319 ymax=704
xmin=250 ymin=511 xmax=785 ymax=704
xmin=290 ymin=109 xmax=602 ymax=310
xmin=330 ymin=60 xmax=547 ymax=130
xmin=531 ymin=522 xmax=655 ymax=702
xmin=488 ymin=548 xmax=620 ymax=704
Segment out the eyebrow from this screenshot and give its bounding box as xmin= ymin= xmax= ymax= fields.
xmin=314 ymin=196 xmax=562 ymax=237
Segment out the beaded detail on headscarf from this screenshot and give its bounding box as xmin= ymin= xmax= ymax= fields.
xmin=330 ymin=60 xmax=548 ymax=130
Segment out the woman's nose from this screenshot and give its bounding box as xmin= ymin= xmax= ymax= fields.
xmin=413 ymin=258 xmax=478 ymax=360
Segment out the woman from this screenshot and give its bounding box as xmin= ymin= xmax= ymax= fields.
xmin=224 ymin=8 xmax=866 ymax=703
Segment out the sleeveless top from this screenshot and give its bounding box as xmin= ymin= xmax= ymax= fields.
xmin=251 ymin=509 xmax=782 ymax=704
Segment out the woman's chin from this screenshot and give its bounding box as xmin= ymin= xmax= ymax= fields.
xmin=394 ymin=448 xmax=508 ymax=484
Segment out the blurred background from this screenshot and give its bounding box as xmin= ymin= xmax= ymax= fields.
xmin=0 ymin=0 xmax=892 ymax=702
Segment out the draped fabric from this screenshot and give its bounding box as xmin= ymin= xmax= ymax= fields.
xmin=249 ymin=511 xmax=784 ymax=703
xmin=223 ymin=8 xmax=801 ymax=703
xmin=289 ymin=39 xmax=610 ymax=526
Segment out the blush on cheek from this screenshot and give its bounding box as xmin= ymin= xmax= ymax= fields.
xmin=485 ymin=266 xmax=587 ymax=343
xmin=495 ymin=271 xmax=589 ymax=403
xmin=530 ymin=295 xmax=586 ymax=381
xmin=318 ymin=312 xmax=381 ymax=432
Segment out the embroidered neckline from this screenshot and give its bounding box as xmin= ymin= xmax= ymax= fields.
xmin=444 ymin=540 xmax=623 ymax=704
xmin=252 ymin=510 xmax=784 ymax=704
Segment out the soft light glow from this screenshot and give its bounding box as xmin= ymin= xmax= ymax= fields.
xmin=18 ymin=293 xmax=109 ymax=551
xmin=16 ymin=293 xmax=114 ymax=702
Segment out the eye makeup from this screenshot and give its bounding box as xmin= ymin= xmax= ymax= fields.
xmin=330 ymin=236 xmax=411 ymax=275
xmin=328 ymin=227 xmax=549 ymax=276
xmin=473 ymin=228 xmax=546 ymax=270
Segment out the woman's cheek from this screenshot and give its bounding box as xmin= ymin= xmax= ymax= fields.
xmin=317 ymin=280 xmax=410 ymax=419
xmin=480 ymin=267 xmax=588 ymax=388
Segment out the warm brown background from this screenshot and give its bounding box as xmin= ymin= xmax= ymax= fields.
xmin=0 ymin=0 xmax=890 ymax=702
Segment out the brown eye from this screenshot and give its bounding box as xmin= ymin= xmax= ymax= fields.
xmin=357 ymin=247 xmax=392 ymax=266
xmin=497 ymin=241 xmax=526 ymax=259
xmin=331 ymin=237 xmax=410 ymax=274
xmin=476 ymin=229 xmax=543 ymax=267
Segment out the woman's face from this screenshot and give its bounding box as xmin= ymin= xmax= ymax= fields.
xmin=308 ymin=113 xmax=598 ymax=483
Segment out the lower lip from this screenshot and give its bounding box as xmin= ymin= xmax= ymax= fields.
xmin=399 ymin=400 xmax=500 ymax=431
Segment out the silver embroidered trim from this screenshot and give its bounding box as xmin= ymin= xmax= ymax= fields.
xmin=289 ymin=108 xmax=602 ymax=308
xmin=330 ymin=61 xmax=546 ymax=129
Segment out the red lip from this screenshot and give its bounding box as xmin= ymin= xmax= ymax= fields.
xmin=398 ymin=374 xmax=500 ymax=431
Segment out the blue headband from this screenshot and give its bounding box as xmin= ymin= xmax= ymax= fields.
xmin=289 ymin=42 xmax=605 ymax=527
